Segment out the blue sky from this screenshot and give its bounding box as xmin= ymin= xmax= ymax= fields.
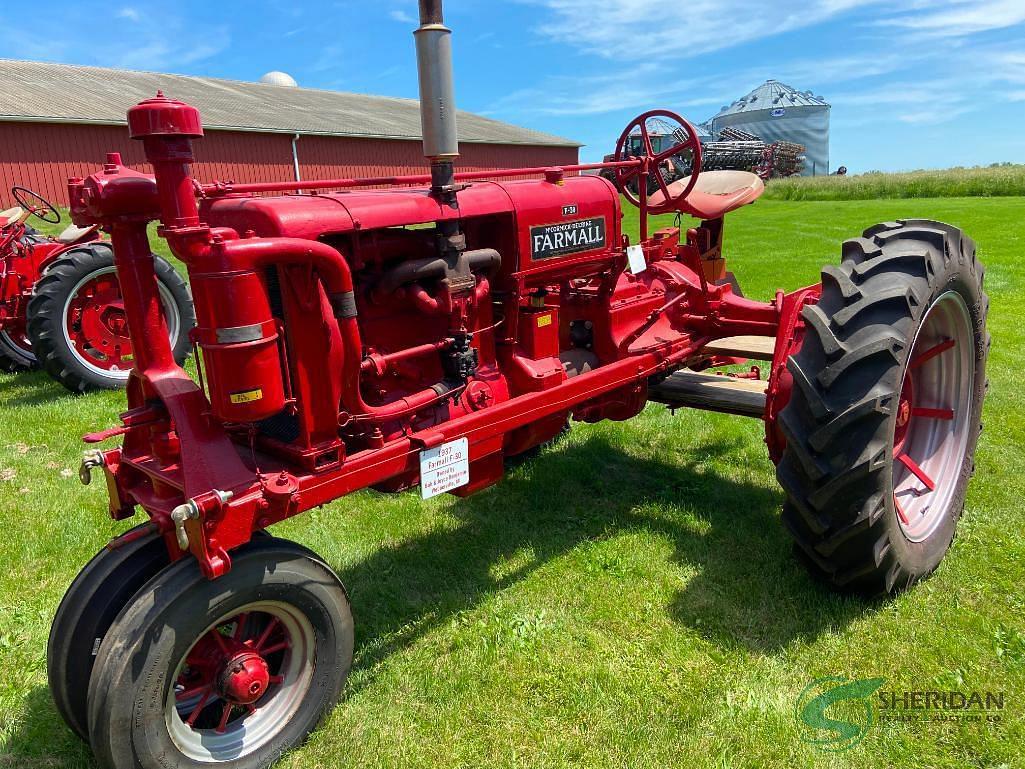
xmin=2 ymin=0 xmax=1025 ymax=172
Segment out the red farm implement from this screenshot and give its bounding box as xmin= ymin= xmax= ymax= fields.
xmin=0 ymin=186 xmax=194 ymax=391
xmin=48 ymin=2 xmax=989 ymax=766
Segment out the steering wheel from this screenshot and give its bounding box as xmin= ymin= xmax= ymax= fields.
xmin=11 ymin=186 xmax=61 ymax=224
xmin=613 ymin=110 xmax=703 ymax=214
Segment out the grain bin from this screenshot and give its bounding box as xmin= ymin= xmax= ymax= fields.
xmin=709 ymin=80 xmax=830 ymax=176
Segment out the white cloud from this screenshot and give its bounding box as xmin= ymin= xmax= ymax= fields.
xmin=487 ymin=50 xmax=909 ymax=123
xmin=518 ymin=0 xmax=1025 ymax=61
xmin=494 ymin=0 xmax=1025 ymax=137
xmin=389 ymin=9 xmax=417 ymax=24
xmin=828 ymin=42 xmax=1025 ymax=127
xmin=996 ymin=51 xmax=1025 ymax=85
xmin=875 ymin=0 xmax=1025 ymax=37
xmin=517 ymin=0 xmax=889 ymax=60
xmin=0 ymin=9 xmax=228 ymax=71
xmin=488 ymin=63 xmax=700 ymax=117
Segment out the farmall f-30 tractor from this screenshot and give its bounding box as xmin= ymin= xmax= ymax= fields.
xmin=49 ymin=2 xmax=988 ymax=766
xmin=0 ymin=186 xmax=194 ymax=390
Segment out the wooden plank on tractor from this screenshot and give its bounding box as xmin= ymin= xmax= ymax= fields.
xmin=701 ymin=335 xmax=776 ymax=360
xmin=649 ymin=370 xmax=767 ymax=417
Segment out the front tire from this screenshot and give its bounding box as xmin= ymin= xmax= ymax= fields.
xmin=26 ymin=244 xmax=195 ymax=392
xmin=777 ymin=220 xmax=989 ymax=595
xmin=87 ymin=537 xmax=353 ymax=769
xmin=47 ymin=526 xmax=171 ymax=740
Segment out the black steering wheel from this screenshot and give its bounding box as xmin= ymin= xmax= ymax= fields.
xmin=11 ymin=186 xmax=61 ymax=224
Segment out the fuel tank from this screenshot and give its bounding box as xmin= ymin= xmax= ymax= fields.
xmin=499 ymin=174 xmax=621 ymax=279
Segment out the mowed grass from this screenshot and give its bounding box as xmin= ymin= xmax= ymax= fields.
xmin=1 ymin=197 xmax=1024 ymax=768
xmin=763 ymin=164 xmax=1025 ymax=201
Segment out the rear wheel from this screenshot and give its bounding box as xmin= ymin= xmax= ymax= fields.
xmin=0 ymin=325 xmax=35 ymax=371
xmin=87 ymin=537 xmax=353 ymax=769
xmin=26 ymin=244 xmax=195 ymax=392
xmin=777 ymin=220 xmax=988 ymax=595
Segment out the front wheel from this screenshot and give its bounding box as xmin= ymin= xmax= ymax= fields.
xmin=47 ymin=526 xmax=171 ymax=740
xmin=777 ymin=220 xmax=989 ymax=595
xmin=86 ymin=536 xmax=353 ymax=769
xmin=26 ymin=244 xmax=195 ymax=392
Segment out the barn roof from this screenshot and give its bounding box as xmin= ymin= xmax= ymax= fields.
xmin=0 ymin=59 xmax=580 ymax=148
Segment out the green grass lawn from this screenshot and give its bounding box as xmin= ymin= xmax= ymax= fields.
xmin=1 ymin=197 xmax=1023 ymax=768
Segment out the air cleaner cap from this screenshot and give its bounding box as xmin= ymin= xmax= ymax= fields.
xmin=127 ymin=91 xmax=204 ymax=139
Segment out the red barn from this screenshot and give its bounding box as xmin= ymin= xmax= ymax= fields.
xmin=0 ymin=60 xmax=580 ymax=205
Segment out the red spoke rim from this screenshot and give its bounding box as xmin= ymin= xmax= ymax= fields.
xmin=910 ymin=338 xmax=955 ymax=369
xmin=167 ymin=602 xmax=317 ymax=762
xmin=0 ymin=326 xmax=33 ymax=356
xmin=896 ymin=452 xmax=936 ymax=492
xmin=61 ymin=266 xmax=181 ymax=377
xmin=893 ymin=494 xmax=910 ymax=525
xmin=891 ymin=293 xmax=974 ymax=542
xmin=172 ymin=610 xmax=292 ymax=736
xmin=64 ymin=272 xmax=132 ymax=371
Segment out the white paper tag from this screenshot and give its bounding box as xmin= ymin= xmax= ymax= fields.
xmin=420 ymin=437 xmax=470 ymax=499
xmin=626 ymin=244 xmax=647 ymax=274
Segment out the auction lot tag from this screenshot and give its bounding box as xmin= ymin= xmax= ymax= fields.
xmin=626 ymin=244 xmax=647 ymax=274
xmin=420 ymin=438 xmax=469 ymax=499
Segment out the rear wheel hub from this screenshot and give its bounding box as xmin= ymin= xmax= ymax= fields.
xmin=66 ymin=272 xmax=132 ymax=371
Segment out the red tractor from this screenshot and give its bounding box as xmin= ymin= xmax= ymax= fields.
xmin=48 ymin=3 xmax=989 ymax=767
xmin=0 ymin=186 xmax=194 ymax=390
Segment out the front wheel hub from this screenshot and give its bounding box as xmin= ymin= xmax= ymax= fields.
xmin=218 ymin=651 xmax=270 ymax=705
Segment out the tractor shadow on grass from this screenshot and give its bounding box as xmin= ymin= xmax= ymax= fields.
xmin=0 ymin=687 xmax=95 ymax=768
xmin=0 ymin=369 xmax=79 ymax=407
xmin=3 ymin=431 xmax=877 ymax=767
xmin=335 ymin=430 xmax=878 ymax=695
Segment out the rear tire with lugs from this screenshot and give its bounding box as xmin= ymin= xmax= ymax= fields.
xmin=777 ymin=220 xmax=988 ymax=595
xmin=26 ymin=244 xmax=194 ymax=392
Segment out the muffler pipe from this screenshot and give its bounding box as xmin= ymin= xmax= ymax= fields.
xmin=415 ymin=0 xmax=459 ymax=197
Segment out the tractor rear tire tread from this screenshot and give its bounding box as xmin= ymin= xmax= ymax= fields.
xmin=776 ymin=219 xmax=988 ymax=595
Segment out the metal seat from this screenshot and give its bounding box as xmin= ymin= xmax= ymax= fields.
xmin=57 ymin=224 xmax=98 ymax=243
xmin=648 ymin=170 xmax=765 ymax=220
xmin=1 ymin=206 xmax=24 ymax=225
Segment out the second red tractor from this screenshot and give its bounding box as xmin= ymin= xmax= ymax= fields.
xmin=0 ymin=185 xmax=194 ymax=391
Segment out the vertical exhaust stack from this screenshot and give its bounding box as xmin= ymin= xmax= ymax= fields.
xmin=415 ymin=0 xmax=459 ymax=200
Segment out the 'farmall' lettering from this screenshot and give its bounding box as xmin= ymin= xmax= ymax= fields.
xmin=530 ymin=217 xmax=607 ymax=260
